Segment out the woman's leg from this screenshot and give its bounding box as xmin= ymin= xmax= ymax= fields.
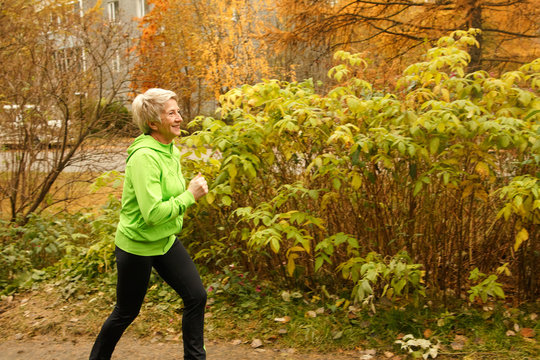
xmin=89 ymin=247 xmax=153 ymax=360
xmin=154 ymin=239 xmax=207 ymax=360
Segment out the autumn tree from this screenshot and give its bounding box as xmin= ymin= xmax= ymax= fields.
xmin=0 ymin=0 xmax=135 ymax=223
xmin=269 ymin=0 xmax=540 ymax=82
xmin=132 ymin=0 xmax=274 ymax=119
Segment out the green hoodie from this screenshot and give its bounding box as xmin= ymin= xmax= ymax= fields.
xmin=115 ymin=134 xmax=195 ymax=256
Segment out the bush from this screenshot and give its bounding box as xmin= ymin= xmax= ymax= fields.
xmin=180 ymin=29 xmax=539 ymax=302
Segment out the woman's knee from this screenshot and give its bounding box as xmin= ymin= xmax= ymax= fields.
xmin=112 ymin=305 xmax=140 ymax=323
xmin=187 ymin=286 xmax=207 ymax=308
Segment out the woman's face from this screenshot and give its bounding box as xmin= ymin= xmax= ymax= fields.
xmin=149 ymin=98 xmax=183 ymax=144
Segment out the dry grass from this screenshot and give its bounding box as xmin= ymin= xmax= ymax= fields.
xmin=0 ymin=172 xmax=122 ymax=220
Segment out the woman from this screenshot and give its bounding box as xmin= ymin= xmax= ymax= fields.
xmin=90 ymin=88 xmax=208 ymax=360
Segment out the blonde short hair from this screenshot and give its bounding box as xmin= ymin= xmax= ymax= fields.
xmin=132 ymin=88 xmax=177 ymax=134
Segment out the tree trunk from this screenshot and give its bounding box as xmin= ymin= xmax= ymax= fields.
xmin=459 ymin=0 xmax=483 ymax=71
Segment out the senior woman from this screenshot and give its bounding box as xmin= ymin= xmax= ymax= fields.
xmin=90 ymin=88 xmax=208 ymax=360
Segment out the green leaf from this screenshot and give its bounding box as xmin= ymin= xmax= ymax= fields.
xmin=221 ymin=195 xmax=232 ymax=206
xmin=346 ymin=97 xmax=362 ymax=113
xmin=333 ymin=178 xmax=342 ymax=190
xmin=270 ymin=237 xmax=280 ymax=253
xmin=429 ymin=137 xmax=440 ymax=154
xmin=524 ymin=109 xmax=540 ymax=121
xmin=493 ymin=286 xmax=505 ymax=299
xmin=393 ymin=278 xmax=407 ymax=295
xmin=315 ymin=257 xmax=324 ymax=272
xmin=413 ymin=181 xmax=423 ymax=196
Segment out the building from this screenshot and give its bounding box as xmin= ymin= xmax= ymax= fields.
xmin=79 ymin=0 xmax=149 ymax=22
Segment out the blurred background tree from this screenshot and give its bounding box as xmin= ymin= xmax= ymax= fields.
xmin=132 ymin=0 xmax=274 ymax=119
xmin=0 ymin=0 xmax=135 ymax=223
xmin=267 ymin=0 xmax=540 ymax=86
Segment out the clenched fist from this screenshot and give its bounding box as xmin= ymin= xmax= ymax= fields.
xmin=187 ymin=173 xmax=208 ymax=201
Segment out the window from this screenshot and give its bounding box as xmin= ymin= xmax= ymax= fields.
xmin=112 ymin=51 xmax=121 ymax=73
xmin=73 ymin=0 xmax=84 ymax=16
xmin=107 ymin=1 xmax=119 ymax=22
xmin=53 ymin=46 xmax=83 ymax=72
xmin=138 ymin=0 xmax=147 ymax=17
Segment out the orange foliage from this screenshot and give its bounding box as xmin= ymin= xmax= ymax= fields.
xmin=131 ymin=0 xmax=275 ymax=118
xmin=271 ymin=0 xmax=540 ymax=83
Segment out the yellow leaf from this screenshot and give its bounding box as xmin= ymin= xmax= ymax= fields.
xmin=351 ymin=173 xmax=362 ymax=190
xmin=441 ymin=88 xmax=450 ymax=102
xmin=287 ymin=246 xmax=306 ymax=254
xmin=462 ymin=183 xmax=474 ymax=199
xmin=475 ymin=162 xmax=490 ymax=178
xmin=227 ymin=164 xmax=237 ymax=180
xmin=437 ymin=121 xmax=445 ymax=132
xmin=514 ymin=228 xmax=529 ymax=252
xmin=287 ymin=253 xmax=299 ymax=276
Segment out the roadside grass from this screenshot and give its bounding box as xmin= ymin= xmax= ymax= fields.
xmin=1 ymin=255 xmax=538 ymax=359
xmin=67 ymin=274 xmax=540 ymax=358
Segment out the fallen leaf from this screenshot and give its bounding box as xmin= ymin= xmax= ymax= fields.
xmin=451 ymin=335 xmax=467 ymax=350
xmin=520 ymin=328 xmax=536 ymax=338
xmin=423 ymin=328 xmax=433 ymax=338
xmin=383 ymin=351 xmax=394 ymax=358
xmin=251 ymin=338 xmax=263 ymax=348
xmin=506 ymin=330 xmax=516 ymax=336
xmin=305 ymin=310 xmax=317 ymax=318
xmin=274 ymin=316 xmax=291 ymax=323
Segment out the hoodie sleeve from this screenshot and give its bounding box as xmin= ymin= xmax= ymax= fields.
xmin=128 ymin=149 xmax=195 ymax=227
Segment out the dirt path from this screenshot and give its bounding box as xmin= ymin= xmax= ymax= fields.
xmin=0 ymin=336 xmax=362 ymax=360
xmin=0 ymin=291 xmax=376 ymax=360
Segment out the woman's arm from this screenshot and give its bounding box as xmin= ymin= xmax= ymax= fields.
xmin=128 ymin=151 xmax=196 ymax=226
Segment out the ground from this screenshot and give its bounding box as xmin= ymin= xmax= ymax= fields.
xmin=0 ymin=289 xmax=372 ymax=360
xmin=0 ymin=337 xmax=358 ymax=360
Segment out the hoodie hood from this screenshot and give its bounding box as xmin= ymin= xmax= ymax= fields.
xmin=126 ymin=134 xmax=174 ymax=163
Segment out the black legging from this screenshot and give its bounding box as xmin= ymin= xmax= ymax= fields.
xmin=89 ymin=239 xmax=207 ymax=360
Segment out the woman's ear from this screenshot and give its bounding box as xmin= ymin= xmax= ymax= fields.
xmin=147 ymin=121 xmax=158 ymax=131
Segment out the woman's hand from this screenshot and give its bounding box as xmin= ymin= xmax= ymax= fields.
xmin=187 ymin=173 xmax=208 ymax=201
